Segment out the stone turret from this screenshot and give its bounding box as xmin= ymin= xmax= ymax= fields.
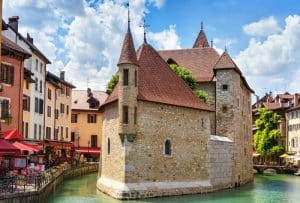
xmin=214 ymin=50 xmax=253 ymax=186
xmin=117 ymin=23 xmax=138 ymax=143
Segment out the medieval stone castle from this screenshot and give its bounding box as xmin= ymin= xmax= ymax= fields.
xmin=97 ymin=18 xmax=254 ymax=199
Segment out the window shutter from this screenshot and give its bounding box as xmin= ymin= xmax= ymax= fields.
xmin=9 ymin=66 xmax=14 ymax=85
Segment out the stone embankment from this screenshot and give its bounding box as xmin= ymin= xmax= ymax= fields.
xmin=0 ymin=163 xmax=98 ymax=203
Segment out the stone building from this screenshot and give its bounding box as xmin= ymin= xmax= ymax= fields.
xmin=71 ymin=88 xmax=107 ymax=159
xmin=97 ymin=19 xmax=254 ymax=199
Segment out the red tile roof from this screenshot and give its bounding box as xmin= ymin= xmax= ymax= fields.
xmin=193 ymin=29 xmax=209 ymax=48
xmin=1 ymin=35 xmax=31 ymax=58
xmin=158 ymin=47 xmax=220 ymax=82
xmin=214 ymin=51 xmax=254 ymax=93
xmin=72 ymin=90 xmax=108 ymax=110
xmin=102 ymin=43 xmax=213 ymax=112
xmin=262 ymin=102 xmax=281 ymax=110
xmin=117 ymin=30 xmax=138 ymax=66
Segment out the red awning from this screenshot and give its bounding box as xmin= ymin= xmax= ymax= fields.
xmin=3 ymin=130 xmax=23 ymax=141
xmin=0 ymin=139 xmax=20 ymax=155
xmin=12 ymin=141 xmax=41 ymax=152
xmin=75 ymin=147 xmax=100 ymax=154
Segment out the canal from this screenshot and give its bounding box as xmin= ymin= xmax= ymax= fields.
xmin=47 ymin=173 xmax=300 ymax=203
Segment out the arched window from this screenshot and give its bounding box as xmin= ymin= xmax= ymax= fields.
xmin=164 ymin=139 xmax=171 ymax=155
xmin=107 ymin=138 xmax=111 ymax=155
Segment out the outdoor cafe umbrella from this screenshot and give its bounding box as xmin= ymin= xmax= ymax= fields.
xmin=3 ymin=130 xmax=23 ymax=141
xmin=0 ymin=139 xmax=20 ymax=156
xmin=280 ymin=153 xmax=289 ymax=158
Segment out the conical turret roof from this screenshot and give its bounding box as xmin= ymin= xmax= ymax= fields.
xmin=193 ymin=23 xmax=210 ymax=48
xmin=117 ymin=30 xmax=139 ymax=66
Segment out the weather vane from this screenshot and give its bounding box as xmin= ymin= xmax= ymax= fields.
xmin=140 ymin=18 xmax=149 ymax=43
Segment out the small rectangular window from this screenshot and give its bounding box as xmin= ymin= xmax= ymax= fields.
xmin=35 ymin=97 xmax=39 ymax=113
xmin=222 ymin=84 xmax=228 ymax=91
xmin=48 ymin=88 xmax=52 ymax=100
xmin=87 ymin=114 xmax=97 ymax=123
xmin=123 ymin=105 xmax=129 ymax=124
xmin=47 ymin=106 xmax=51 ymax=117
xmin=35 ymin=78 xmax=38 ymax=91
xmin=39 ymin=99 xmax=44 ymax=114
xmin=66 ymin=127 xmax=69 ymax=139
xmin=123 ymin=69 xmax=129 ymax=86
xmin=91 ymin=135 xmax=97 ymax=148
xmin=40 ymin=81 xmax=43 ymax=93
xmin=34 ymin=124 xmax=37 ymax=139
xmin=134 ymin=70 xmax=137 ymax=87
xmin=134 ymin=106 xmax=137 ymax=124
xmin=71 ymin=114 xmax=78 ymax=123
xmin=71 ymin=132 xmax=75 ymax=142
xmin=38 ymin=125 xmax=41 ymax=140
xmin=35 ymin=59 xmax=38 ymax=71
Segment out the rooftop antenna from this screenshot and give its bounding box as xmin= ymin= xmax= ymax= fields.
xmin=140 ymin=18 xmax=150 ymax=43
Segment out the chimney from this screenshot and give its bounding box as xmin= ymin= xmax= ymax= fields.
xmin=294 ymin=93 xmax=299 ymax=107
xmin=60 ymin=71 xmax=65 ymax=81
xmin=27 ymin=33 xmax=33 ymax=44
xmin=87 ymin=88 xmax=92 ymax=97
xmin=8 ymin=16 xmax=19 ymax=32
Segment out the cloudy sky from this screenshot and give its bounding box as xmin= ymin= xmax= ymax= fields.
xmin=3 ymin=0 xmax=300 ymax=97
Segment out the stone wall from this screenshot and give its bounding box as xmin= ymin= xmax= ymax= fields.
xmin=215 ymin=69 xmax=253 ymax=185
xmin=0 ymin=163 xmax=98 ymax=203
xmin=98 ymin=100 xmax=215 ymax=199
xmin=100 ymin=102 xmax=125 ymax=183
xmin=207 ymin=135 xmax=233 ymax=189
xmin=195 ymin=81 xmax=216 ymax=134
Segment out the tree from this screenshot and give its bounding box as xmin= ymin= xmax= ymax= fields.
xmin=107 ymin=74 xmax=119 ymax=93
xmin=196 ymin=90 xmax=208 ymax=104
xmin=169 ymin=64 xmax=196 ymax=90
xmin=254 ymin=108 xmax=284 ymax=159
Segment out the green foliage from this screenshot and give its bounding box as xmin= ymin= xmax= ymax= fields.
xmin=170 ymin=64 xmax=197 ymax=90
xmin=254 ymin=108 xmax=283 ymax=157
xmin=107 ymin=74 xmax=119 ymax=93
xmin=196 ymin=90 xmax=208 ymax=104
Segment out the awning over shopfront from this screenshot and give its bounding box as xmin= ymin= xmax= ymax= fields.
xmin=3 ymin=130 xmax=23 ymax=141
xmin=75 ymin=147 xmax=100 ymax=154
xmin=12 ymin=141 xmax=42 ymax=152
xmin=0 ymin=139 xmax=20 ymax=155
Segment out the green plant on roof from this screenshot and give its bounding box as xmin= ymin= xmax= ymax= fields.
xmin=196 ymin=90 xmax=208 ymax=104
xmin=107 ymin=74 xmax=119 ymax=93
xmin=169 ymin=64 xmax=196 ymax=90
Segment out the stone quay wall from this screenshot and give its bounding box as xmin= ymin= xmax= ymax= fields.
xmin=0 ymin=163 xmax=98 ymax=203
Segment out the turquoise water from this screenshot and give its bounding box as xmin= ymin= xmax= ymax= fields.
xmin=46 ymin=173 xmax=300 ymax=203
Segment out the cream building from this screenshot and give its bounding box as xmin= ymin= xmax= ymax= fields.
xmin=71 ymin=89 xmax=107 ymax=157
xmin=22 ymin=68 xmax=35 ymax=139
xmin=3 ymin=16 xmax=51 ymax=141
xmin=287 ymin=96 xmax=300 ymax=164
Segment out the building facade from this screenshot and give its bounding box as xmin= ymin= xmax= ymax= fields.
xmin=2 ymin=16 xmax=51 ymax=141
xmin=45 ymin=71 xmax=75 ymax=142
xmin=97 ymin=20 xmax=253 ymax=199
xmin=287 ymin=94 xmax=300 ymax=164
xmin=0 ymin=34 xmax=30 ymax=133
xmin=71 ymin=89 xmax=107 ymax=157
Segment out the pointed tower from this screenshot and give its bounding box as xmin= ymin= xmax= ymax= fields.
xmin=193 ymin=22 xmax=210 ymax=48
xmin=117 ymin=9 xmax=138 ymax=142
xmin=214 ymin=50 xmax=253 ymax=187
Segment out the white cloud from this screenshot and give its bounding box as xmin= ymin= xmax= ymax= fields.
xmin=235 ymin=15 xmax=300 ymax=96
xmin=3 ymin=0 xmax=181 ymax=91
xmin=243 ymin=16 xmax=281 ymax=37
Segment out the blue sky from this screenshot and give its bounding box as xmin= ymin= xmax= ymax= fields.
xmin=3 ymin=0 xmax=300 ymax=97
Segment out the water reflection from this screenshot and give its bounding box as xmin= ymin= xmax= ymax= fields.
xmin=47 ymin=173 xmax=300 ymax=203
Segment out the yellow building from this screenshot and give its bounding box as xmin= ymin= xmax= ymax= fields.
xmin=22 ymin=68 xmax=35 ymax=139
xmin=45 ymin=71 xmax=75 ymax=142
xmin=71 ymin=89 xmax=107 ymax=158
